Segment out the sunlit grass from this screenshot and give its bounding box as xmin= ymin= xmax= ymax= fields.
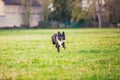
xmin=0 ymin=29 xmax=120 ymax=80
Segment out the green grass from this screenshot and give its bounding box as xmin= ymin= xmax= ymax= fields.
xmin=0 ymin=29 xmax=120 ymax=80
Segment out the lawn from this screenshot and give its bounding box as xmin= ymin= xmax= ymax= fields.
xmin=0 ymin=28 xmax=120 ymax=80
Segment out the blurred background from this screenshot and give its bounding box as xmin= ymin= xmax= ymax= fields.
xmin=0 ymin=0 xmax=120 ymax=28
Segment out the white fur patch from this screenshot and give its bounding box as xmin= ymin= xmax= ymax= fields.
xmin=58 ymin=40 xmax=64 ymax=45
xmin=56 ymin=36 xmax=64 ymax=45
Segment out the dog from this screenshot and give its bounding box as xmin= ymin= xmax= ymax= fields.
xmin=51 ymin=31 xmax=66 ymax=52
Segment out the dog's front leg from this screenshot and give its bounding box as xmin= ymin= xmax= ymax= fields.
xmin=62 ymin=42 xmax=66 ymax=50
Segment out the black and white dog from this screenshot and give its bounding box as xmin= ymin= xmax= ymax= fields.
xmin=51 ymin=31 xmax=66 ymax=52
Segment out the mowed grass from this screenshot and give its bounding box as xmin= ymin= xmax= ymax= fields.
xmin=0 ymin=28 xmax=120 ymax=80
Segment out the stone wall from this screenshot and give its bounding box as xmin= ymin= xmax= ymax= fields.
xmin=0 ymin=0 xmax=5 ymax=16
xmin=0 ymin=5 xmax=43 ymax=28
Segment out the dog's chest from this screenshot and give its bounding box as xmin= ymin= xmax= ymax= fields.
xmin=56 ymin=36 xmax=64 ymax=45
xmin=57 ymin=40 xmax=64 ymax=45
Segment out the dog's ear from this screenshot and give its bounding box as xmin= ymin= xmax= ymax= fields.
xmin=62 ymin=31 xmax=66 ymax=40
xmin=62 ymin=31 xmax=65 ymax=36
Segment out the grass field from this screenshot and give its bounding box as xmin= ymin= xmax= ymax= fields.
xmin=0 ymin=28 xmax=120 ymax=80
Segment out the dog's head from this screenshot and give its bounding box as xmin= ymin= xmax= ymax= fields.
xmin=57 ymin=31 xmax=66 ymax=42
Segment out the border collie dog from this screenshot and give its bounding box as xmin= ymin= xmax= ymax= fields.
xmin=51 ymin=31 xmax=66 ymax=52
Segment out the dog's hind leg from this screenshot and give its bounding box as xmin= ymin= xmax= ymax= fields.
xmin=56 ymin=44 xmax=60 ymax=52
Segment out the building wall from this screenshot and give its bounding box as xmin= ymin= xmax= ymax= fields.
xmin=0 ymin=0 xmax=5 ymax=16
xmin=0 ymin=4 xmax=43 ymax=28
xmin=30 ymin=7 xmax=44 ymax=27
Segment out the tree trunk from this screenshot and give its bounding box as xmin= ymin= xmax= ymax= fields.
xmin=97 ymin=0 xmax=102 ymax=28
xmin=97 ymin=13 xmax=102 ymax=28
xmin=21 ymin=0 xmax=32 ymax=28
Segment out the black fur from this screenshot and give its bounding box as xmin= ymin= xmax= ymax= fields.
xmin=51 ymin=31 xmax=66 ymax=52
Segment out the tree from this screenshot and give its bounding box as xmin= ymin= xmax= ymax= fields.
xmin=39 ymin=0 xmax=51 ymax=22
xmin=70 ymin=0 xmax=92 ymax=28
xmin=49 ymin=0 xmax=71 ymax=27
xmin=21 ymin=0 xmax=32 ymax=28
xmin=105 ymin=0 xmax=120 ymax=24
xmin=86 ymin=0 xmax=98 ymax=27
xmin=70 ymin=0 xmax=85 ymax=22
xmin=97 ymin=0 xmax=102 ymax=28
xmin=82 ymin=0 xmax=107 ymax=28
